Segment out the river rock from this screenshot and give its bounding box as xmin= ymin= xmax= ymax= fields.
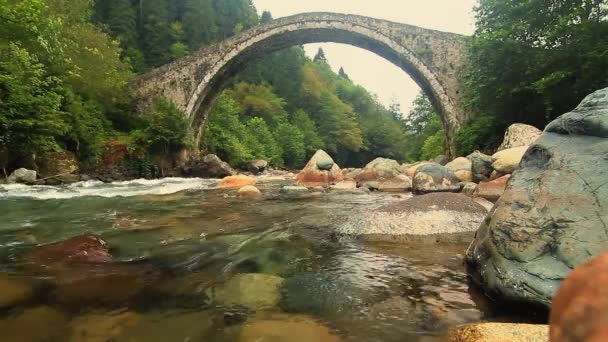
xmin=475 ymin=175 xmax=511 ymax=202
xmin=446 ymin=157 xmax=473 ymax=182
xmin=239 ymin=314 xmax=341 ymax=342
xmin=206 ymin=273 xmax=284 ymax=310
xmin=219 ymin=175 xmax=256 ymax=189
xmin=447 ymin=323 xmax=548 ymax=342
xmin=550 ymin=252 xmax=608 ymax=342
xmin=466 ymin=87 xmax=608 ymax=307
xmin=330 ymin=180 xmax=357 ymax=191
xmin=238 ymin=185 xmax=262 ymax=198
xmin=461 ymin=182 xmax=477 ymax=197
xmin=491 ymin=146 xmax=529 ymax=174
xmin=467 ymin=152 xmax=495 ymax=182
xmin=354 ymin=158 xmax=402 ymax=182
xmin=281 ymin=186 xmax=309 ymax=194
xmin=68 ymin=310 xmax=141 ymax=342
xmin=27 ymin=234 xmax=112 ymax=267
xmin=7 ymin=168 xmax=37 ymax=184
xmin=117 ymin=310 xmax=213 ymax=342
xmin=38 ymin=151 xmax=80 ymax=178
xmin=432 ymin=154 xmax=449 ymax=165
xmin=0 ymin=274 xmax=37 ymax=309
xmin=0 ymin=306 xmax=68 ymax=342
xmin=184 ymin=154 xmax=236 ymax=178
xmin=337 ymin=193 xmax=487 ymax=242
xmin=498 ymin=123 xmax=542 ymax=151
xmin=296 ymin=150 xmax=343 ymax=186
xmin=406 ymin=162 xmax=431 ymax=177
xmin=377 ymin=175 xmax=412 ymax=192
xmin=412 ymin=163 xmax=461 ymax=194
xmin=247 ymin=159 xmax=268 ymax=174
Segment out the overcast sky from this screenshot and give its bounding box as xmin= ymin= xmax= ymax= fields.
xmin=252 ymin=0 xmax=477 ymax=112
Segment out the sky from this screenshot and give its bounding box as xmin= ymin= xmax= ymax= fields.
xmin=251 ymin=0 xmax=477 ymax=112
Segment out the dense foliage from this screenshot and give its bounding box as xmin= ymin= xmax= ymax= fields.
xmin=459 ymin=0 xmax=608 ymax=155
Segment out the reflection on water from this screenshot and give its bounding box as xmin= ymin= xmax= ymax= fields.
xmin=0 ymin=177 xmax=510 ymax=341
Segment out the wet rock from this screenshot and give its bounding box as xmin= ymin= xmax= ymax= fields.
xmin=238 ymin=185 xmax=262 ymax=198
xmin=184 ymin=154 xmax=236 ymax=178
xmin=117 ymin=309 xmax=213 ymax=342
xmin=498 ymin=123 xmax=542 ymax=151
xmin=447 ymin=323 xmax=548 ymax=342
xmin=68 ymin=310 xmax=140 ymax=342
xmin=337 ymin=193 xmax=487 ymax=242
xmin=354 ymin=158 xmax=403 ymax=182
xmin=377 ymin=174 xmax=412 ymax=192
xmin=239 ymin=314 xmax=342 ymax=342
xmin=446 ymin=157 xmax=473 ymax=182
xmin=51 ymin=262 xmax=161 ymax=304
xmin=282 ymin=272 xmax=367 ymax=316
xmin=0 ymin=274 xmax=37 ymax=309
xmin=0 ymin=306 xmax=68 ymax=342
xmin=296 ymin=150 xmax=343 ymax=186
xmin=406 ymin=162 xmax=431 ymax=178
xmin=466 ymin=87 xmax=608 ymax=307
xmin=412 ymin=163 xmax=461 ymax=194
xmin=247 ymin=159 xmax=268 ymax=174
xmin=550 ymin=253 xmax=608 ymax=342
xmin=474 ymin=175 xmax=511 ymax=202
xmin=330 ymin=180 xmax=357 ymax=191
xmin=206 ymin=273 xmax=284 ymax=310
xmin=7 ymin=168 xmax=37 ymax=184
xmin=467 ymin=152 xmax=495 ymax=182
xmin=491 ymin=146 xmax=529 ymax=174
xmin=27 ymin=234 xmax=112 ymax=267
xmin=219 ymin=175 xmax=256 ymax=189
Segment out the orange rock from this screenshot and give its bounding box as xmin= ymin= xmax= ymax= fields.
xmin=238 ymin=185 xmax=262 ymax=198
xmin=550 ymin=253 xmax=608 ymax=342
xmin=219 ymin=175 xmax=256 ymax=189
xmin=296 ymin=150 xmax=343 ymax=187
xmin=475 ymin=175 xmax=511 ymax=202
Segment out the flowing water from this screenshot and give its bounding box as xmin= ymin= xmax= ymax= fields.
xmin=0 ymin=177 xmax=522 ymax=341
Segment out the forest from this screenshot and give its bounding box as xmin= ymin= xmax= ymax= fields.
xmin=0 ymin=0 xmax=606 ymax=175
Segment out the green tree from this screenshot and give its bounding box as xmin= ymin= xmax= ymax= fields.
xmin=274 ymin=123 xmax=306 ymax=168
xmin=313 ymin=47 xmax=328 ymax=63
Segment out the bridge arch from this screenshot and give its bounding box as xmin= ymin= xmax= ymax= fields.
xmin=132 ymin=13 xmax=468 ymax=157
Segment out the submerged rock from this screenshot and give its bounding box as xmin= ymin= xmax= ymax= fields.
xmin=447 ymin=323 xmax=548 ymax=342
xmin=239 ymin=314 xmax=341 ymax=342
xmin=466 ymin=87 xmax=608 ymax=307
xmin=184 ymin=154 xmax=236 ymax=178
xmin=117 ymin=309 xmax=213 ymax=342
xmin=491 ymin=146 xmax=529 ymax=174
xmin=296 ymin=150 xmax=343 ymax=186
xmin=498 ymin=123 xmax=542 ymax=151
xmin=0 ymin=306 xmax=68 ymax=342
xmin=412 ymin=163 xmax=461 ymax=194
xmin=68 ymin=310 xmax=141 ymax=342
xmin=206 ymin=273 xmax=284 ymax=310
xmin=0 ymin=274 xmax=38 ymax=309
xmin=238 ymin=185 xmax=262 ymax=198
xmin=7 ymin=168 xmax=37 ymax=184
xmin=337 ymin=193 xmax=487 ymax=242
xmin=550 ymin=252 xmax=608 ymax=342
xmin=218 ymin=175 xmax=256 ymax=189
xmin=27 ymin=234 xmax=113 ymax=267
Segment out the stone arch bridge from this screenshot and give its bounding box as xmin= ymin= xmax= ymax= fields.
xmin=131 ymin=12 xmax=468 ymax=156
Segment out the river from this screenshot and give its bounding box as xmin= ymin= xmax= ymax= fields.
xmin=0 ymin=176 xmax=526 ymax=341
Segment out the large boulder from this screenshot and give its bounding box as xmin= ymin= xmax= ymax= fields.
xmin=412 ymin=163 xmax=461 ymax=194
xmin=247 ymin=159 xmax=268 ymax=175
xmin=296 ymin=150 xmax=343 ymax=186
xmin=183 ymin=154 xmax=236 ymax=178
xmin=498 ymin=123 xmax=542 ymax=151
xmin=466 ymin=152 xmax=494 ymax=183
xmin=446 ymin=157 xmax=473 ymax=182
xmin=405 ymin=162 xmax=431 ymax=178
xmin=550 ymin=252 xmax=608 ymax=342
xmin=354 ymin=158 xmax=402 ymax=182
xmin=466 ymin=87 xmax=608 ymax=307
xmin=491 ymin=146 xmax=529 ymax=174
xmin=377 ymin=174 xmax=412 ymax=192
xmin=337 ymin=193 xmax=488 ymax=242
xmin=7 ymin=168 xmax=37 ymax=184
